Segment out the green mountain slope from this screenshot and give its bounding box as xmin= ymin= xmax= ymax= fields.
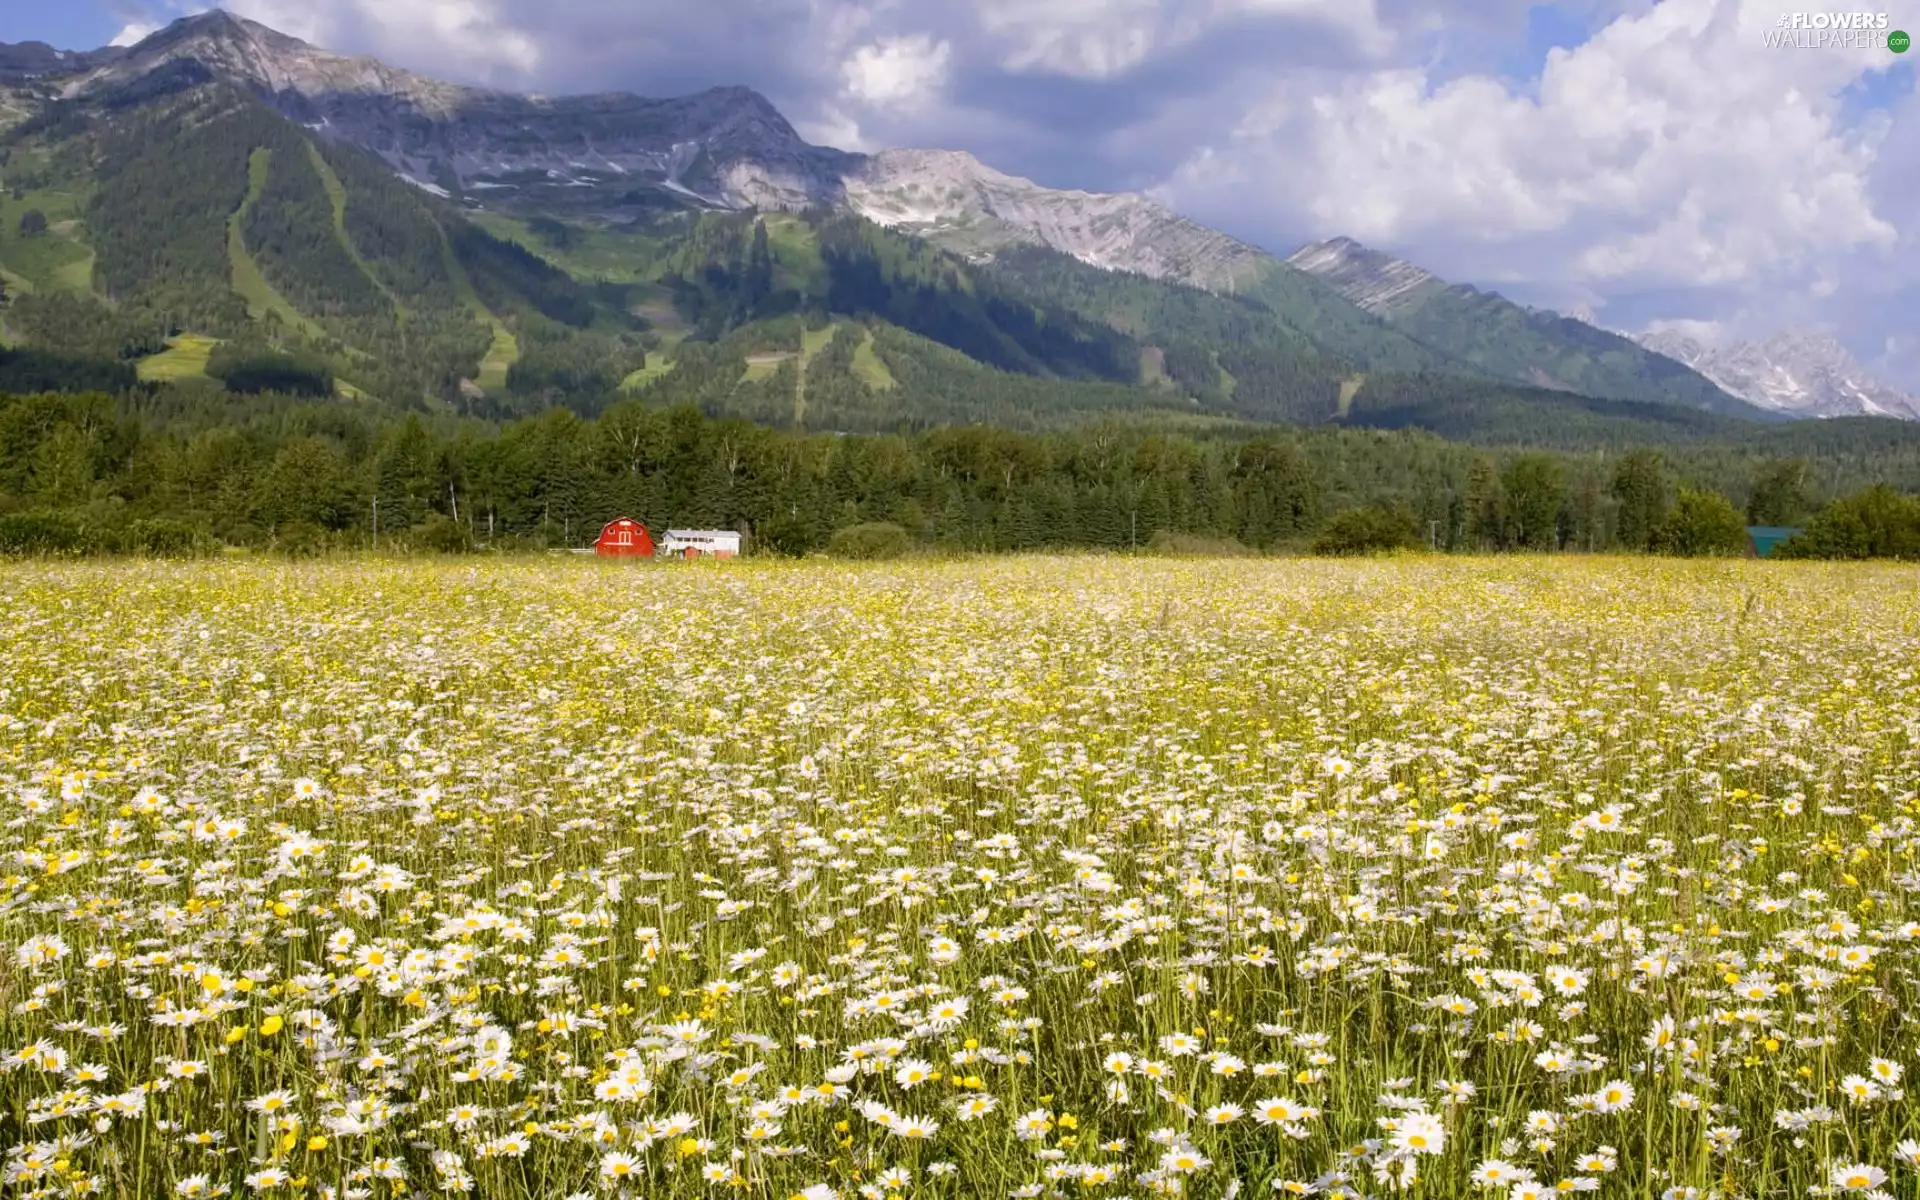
xmin=1286 ymin=238 xmax=1773 ymax=419
xmin=0 ymin=66 xmax=641 ymax=412
xmin=0 ymin=36 xmax=1784 ymax=446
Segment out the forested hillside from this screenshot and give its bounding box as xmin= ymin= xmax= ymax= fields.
xmin=0 ymin=69 xmax=642 ymax=415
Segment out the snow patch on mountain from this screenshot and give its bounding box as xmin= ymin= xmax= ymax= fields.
xmin=1631 ymin=327 xmax=1920 ymax=421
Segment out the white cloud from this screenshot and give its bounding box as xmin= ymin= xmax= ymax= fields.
xmin=219 ymin=0 xmax=540 ymax=81
xmin=110 ymin=21 xmax=162 ymax=46
xmin=1162 ymin=0 xmax=1904 ymax=316
xmin=794 ymin=104 xmax=876 ymax=152
xmin=842 ymin=34 xmax=951 ymax=109
xmin=975 ymin=0 xmax=1389 ymax=79
xmin=1642 ymin=316 xmax=1732 ymax=344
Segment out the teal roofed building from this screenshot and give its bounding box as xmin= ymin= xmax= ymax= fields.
xmin=1746 ymin=526 xmax=1802 ymax=558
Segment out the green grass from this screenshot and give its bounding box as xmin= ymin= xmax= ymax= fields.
xmin=763 ymin=214 xmax=828 ymax=294
xmin=1139 ymin=345 xmax=1173 ymax=389
xmin=229 ymin=149 xmax=329 ymax=343
xmin=307 ymin=143 xmax=404 ymax=321
xmin=851 ymin=326 xmax=895 ymax=390
xmin=467 ymin=212 xmax=668 ymax=284
xmin=801 ymin=324 xmax=839 ymax=360
xmin=0 ymin=166 xmax=97 ymax=296
xmin=476 ymin=322 xmax=518 ymax=393
xmin=620 ymin=354 xmax=677 ymax=392
xmin=0 ymin=265 xmax=35 ymax=297
xmin=1337 ymin=374 xmax=1366 ymax=417
xmin=742 ymin=352 xmax=793 ymax=382
xmin=135 ymin=334 xmax=221 ymax=383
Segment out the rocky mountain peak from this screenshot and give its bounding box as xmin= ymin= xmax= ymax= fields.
xmin=842 ymin=148 xmax=1266 ymax=287
xmin=1285 ymin=237 xmax=1438 ymax=315
xmin=1631 ymin=327 xmax=1920 ymax=420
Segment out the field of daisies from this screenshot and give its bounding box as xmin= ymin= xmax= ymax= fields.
xmin=3 ymin=556 xmax=1919 ymax=1200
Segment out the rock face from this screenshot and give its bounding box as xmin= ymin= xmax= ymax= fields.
xmin=1631 ymin=330 xmax=1920 ymax=421
xmin=64 ymin=13 xmax=855 ymax=211
xmin=1283 ymin=237 xmax=1442 ymax=315
xmin=841 ymin=148 xmax=1268 ymax=289
xmin=50 ymin=13 xmax=1269 ymax=288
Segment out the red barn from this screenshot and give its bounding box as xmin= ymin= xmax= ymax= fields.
xmin=594 ymin=518 xmax=655 ymax=558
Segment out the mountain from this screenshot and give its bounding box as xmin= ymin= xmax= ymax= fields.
xmin=0 ymin=12 xmax=1778 ymax=439
xmin=1285 ymin=237 xmax=1768 ymax=419
xmin=1629 ymin=329 xmax=1920 ymax=421
xmin=58 ymin=13 xmax=1282 ymax=296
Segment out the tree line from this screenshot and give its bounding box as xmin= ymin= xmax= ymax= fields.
xmin=3 ymin=388 xmax=1918 ymax=559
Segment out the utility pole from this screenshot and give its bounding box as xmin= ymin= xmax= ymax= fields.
xmin=372 ymin=495 xmax=379 ymax=549
xmin=1130 ymin=510 xmax=1137 ymax=550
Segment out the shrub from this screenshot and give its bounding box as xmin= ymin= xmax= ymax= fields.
xmin=756 ymin=513 xmax=819 ymax=557
xmin=1310 ymin=507 xmax=1420 ymax=556
xmin=1775 ymin=485 xmax=1920 ymax=561
xmin=1651 ymin=488 xmax=1750 ymax=557
xmin=0 ymin=511 xmax=89 ymax=555
xmin=124 ymin=518 xmax=214 ymax=558
xmin=827 ymin=522 xmax=911 ymax=560
xmin=417 ymin=516 xmax=475 ymax=554
xmin=273 ymin=521 xmax=328 ymax=559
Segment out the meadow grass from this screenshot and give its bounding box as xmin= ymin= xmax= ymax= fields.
xmin=1 ymin=556 xmax=1917 ymax=1200
xmin=0 ymin=175 xmax=95 ymax=297
xmin=850 ymin=328 xmax=895 ymax=391
xmin=477 ymin=323 xmax=520 ymax=394
xmin=136 ymin=334 xmax=222 ymax=384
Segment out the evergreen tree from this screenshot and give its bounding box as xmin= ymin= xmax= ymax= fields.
xmin=1502 ymin=455 xmax=1567 ymax=550
xmin=1747 ymin=458 xmax=1812 ymax=526
xmin=1609 ymin=449 xmax=1671 ymax=551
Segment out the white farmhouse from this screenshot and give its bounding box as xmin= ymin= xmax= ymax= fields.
xmin=660 ymin=529 xmax=742 ymax=559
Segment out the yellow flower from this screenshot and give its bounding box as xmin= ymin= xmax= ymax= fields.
xmin=259 ymin=1016 xmax=284 ymax=1037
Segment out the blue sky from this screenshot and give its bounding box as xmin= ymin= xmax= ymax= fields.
xmin=5 ymin=0 xmax=1916 ymax=385
xmin=4 ymin=7 xmax=118 ymax=51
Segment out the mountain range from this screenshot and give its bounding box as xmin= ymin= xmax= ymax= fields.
xmin=0 ymin=10 xmax=1909 ymax=441
xmin=1626 ymin=329 xmax=1920 ymax=422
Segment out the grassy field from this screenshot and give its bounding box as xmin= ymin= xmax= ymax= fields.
xmin=851 ymin=325 xmax=896 ymax=390
xmin=2 ymin=557 xmax=1918 ymax=1199
xmin=135 ymin=333 xmax=221 ymax=383
xmin=476 ymin=321 xmax=519 ymax=393
xmin=0 ymin=162 xmax=96 ymax=296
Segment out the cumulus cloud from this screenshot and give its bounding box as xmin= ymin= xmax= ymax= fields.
xmin=1155 ymin=0 xmax=1913 ymax=380
xmin=843 ymin=34 xmax=952 ymax=108
xmin=972 ymin=0 xmax=1391 ymax=79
